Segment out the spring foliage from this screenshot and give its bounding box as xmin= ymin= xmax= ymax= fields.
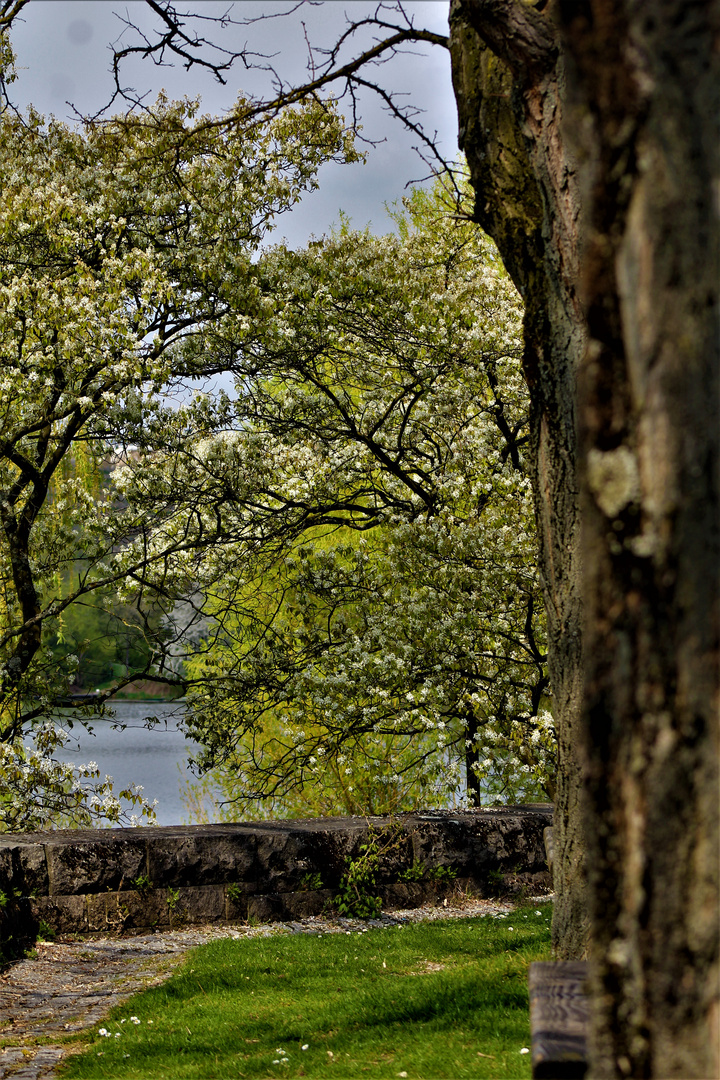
xmin=0 ymin=95 xmax=356 ymax=827
xmin=0 ymin=82 xmax=552 ymax=824
xmin=141 ymin=182 xmax=556 ymax=815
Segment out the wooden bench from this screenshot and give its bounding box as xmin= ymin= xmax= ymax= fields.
xmin=528 ymin=961 xmax=590 ymax=1078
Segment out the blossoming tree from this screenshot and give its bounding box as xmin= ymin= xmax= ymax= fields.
xmin=121 ymin=181 xmax=554 ymax=816
xmin=0 ymin=95 xmax=357 ymax=827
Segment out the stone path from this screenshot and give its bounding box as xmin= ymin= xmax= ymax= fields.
xmin=0 ymin=897 xmax=526 ymax=1079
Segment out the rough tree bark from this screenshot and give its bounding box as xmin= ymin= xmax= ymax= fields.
xmin=452 ymin=0 xmax=719 ymax=1075
xmin=558 ymin=2 xmax=720 ymax=1076
xmin=449 ymin=0 xmax=588 ymax=960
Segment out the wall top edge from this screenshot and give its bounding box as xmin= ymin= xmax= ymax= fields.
xmin=0 ymin=805 xmax=553 ymax=847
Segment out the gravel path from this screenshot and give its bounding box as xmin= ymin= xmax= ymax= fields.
xmin=0 ymin=896 xmax=532 ymax=1079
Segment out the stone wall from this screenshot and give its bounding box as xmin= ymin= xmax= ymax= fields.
xmin=0 ymin=806 xmax=552 ymax=947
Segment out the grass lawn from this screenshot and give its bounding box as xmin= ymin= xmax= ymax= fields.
xmin=60 ymin=903 xmax=552 ymax=1080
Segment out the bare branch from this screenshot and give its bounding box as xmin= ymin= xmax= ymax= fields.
xmin=111 ymin=0 xmax=249 ymax=86
xmin=0 ymin=0 xmax=29 ymax=29
xmin=4 ymin=2 xmax=454 ymax=185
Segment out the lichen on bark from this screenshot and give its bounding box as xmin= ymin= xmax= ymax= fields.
xmin=450 ymin=0 xmax=588 ymax=961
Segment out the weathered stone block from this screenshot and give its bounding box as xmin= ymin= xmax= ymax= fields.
xmin=278 ymin=889 xmax=333 ymax=919
xmin=0 ymin=840 xmax=49 ymax=896
xmin=380 ymin=881 xmax=443 ymax=909
xmin=122 ymin=888 xmax=171 ymax=930
xmin=31 ymin=894 xmax=87 ymax=935
xmin=147 ymin=826 xmax=258 ymax=888
xmin=172 ymin=885 xmax=226 ymax=924
xmin=261 ymin=818 xmax=371 ymax=890
xmin=85 ymin=891 xmax=136 ymax=933
xmin=498 ymin=869 xmax=553 ymax=898
xmin=0 ymin=845 xmax=15 ymax=891
xmin=85 ymin=892 xmax=109 ymax=932
xmin=454 ymin=876 xmax=480 ymax=897
xmin=246 ymin=893 xmax=289 ymax=923
xmin=251 ymin=827 xmax=312 ymax=892
xmin=43 ymin=833 xmax=148 ymax=895
xmin=410 ymin=807 xmax=552 ymax=883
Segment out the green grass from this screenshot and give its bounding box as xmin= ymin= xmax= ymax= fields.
xmin=60 ymin=904 xmax=552 ymax=1080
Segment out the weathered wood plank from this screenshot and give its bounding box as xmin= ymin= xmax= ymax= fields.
xmin=529 ymin=961 xmax=589 ymax=1079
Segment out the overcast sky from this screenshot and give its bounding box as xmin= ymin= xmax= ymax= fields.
xmin=8 ymin=1 xmax=457 ymax=247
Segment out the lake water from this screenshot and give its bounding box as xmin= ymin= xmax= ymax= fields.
xmin=55 ymin=701 xmax=215 ymax=826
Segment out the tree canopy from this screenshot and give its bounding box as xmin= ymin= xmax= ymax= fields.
xmin=0 ymin=93 xmax=357 ymax=827
xmin=0 ymin=83 xmax=551 ymax=825
xmin=121 ymin=181 xmax=553 ymax=816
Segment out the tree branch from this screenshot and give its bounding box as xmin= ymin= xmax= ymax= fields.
xmin=109 ymin=0 xmax=258 ymax=92
xmin=452 ymin=0 xmax=558 ymax=83
xmin=0 ymin=0 xmax=28 ymax=28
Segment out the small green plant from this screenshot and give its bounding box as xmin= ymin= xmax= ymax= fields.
xmin=0 ymin=886 xmax=26 ymax=911
xmin=226 ymin=883 xmax=243 ymax=904
xmin=398 ymin=860 xmax=457 ymax=884
xmin=334 ymin=850 xmax=382 ymax=918
xmin=487 ymin=867 xmax=507 ymax=892
xmin=427 ymin=865 xmax=457 ymax=884
xmin=132 ymin=874 xmax=153 ymax=896
xmin=36 ymin=919 xmax=56 ymax=941
xmin=300 ymin=871 xmax=323 ymax=891
xmin=398 ymin=861 xmax=425 ymax=883
xmin=166 ymin=887 xmax=183 ymax=928
xmin=333 ymin=824 xmax=404 ymax=919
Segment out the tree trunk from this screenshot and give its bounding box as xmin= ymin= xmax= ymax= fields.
xmin=451 ymin=0 xmax=719 ymax=1072
xmin=449 ymin=0 xmax=588 ymax=959
xmin=557 ymin=1 xmax=720 ymax=1075
xmin=465 ymin=711 xmax=482 ymax=806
